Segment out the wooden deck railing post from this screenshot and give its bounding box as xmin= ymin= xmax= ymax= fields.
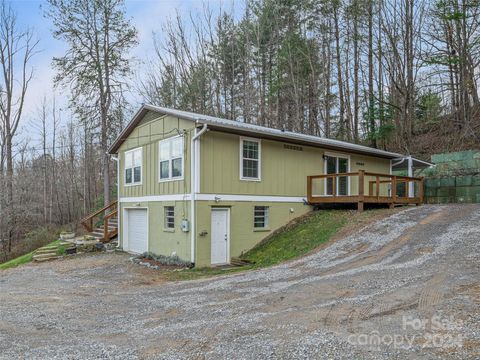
xmin=104 ymin=217 xmax=108 ymax=241
xmin=376 ymin=175 xmax=380 ymax=200
xmin=358 ymin=170 xmax=365 ymax=211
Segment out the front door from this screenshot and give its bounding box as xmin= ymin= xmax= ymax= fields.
xmin=325 ymin=155 xmax=349 ymax=196
xmin=211 ymin=208 xmax=229 ymax=265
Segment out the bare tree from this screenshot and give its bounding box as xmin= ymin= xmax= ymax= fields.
xmin=46 ymin=0 xmax=137 ymax=207
xmin=0 ymin=0 xmax=38 ymax=252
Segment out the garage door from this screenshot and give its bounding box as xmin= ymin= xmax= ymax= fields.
xmin=126 ymin=209 xmax=148 ymax=254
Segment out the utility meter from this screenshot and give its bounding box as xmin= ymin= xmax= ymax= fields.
xmin=181 ymin=219 xmax=190 ymax=232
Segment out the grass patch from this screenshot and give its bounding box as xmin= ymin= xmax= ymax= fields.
xmin=0 ymin=251 xmax=35 ymax=270
xmin=240 ymin=210 xmax=350 ymax=267
xmin=0 ymin=240 xmax=60 ymax=270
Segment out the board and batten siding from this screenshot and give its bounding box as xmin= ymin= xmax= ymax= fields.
xmin=200 ymin=131 xmax=324 ymax=196
xmin=118 ymin=112 xmax=194 ymax=197
xmin=200 ymin=130 xmax=391 ymax=197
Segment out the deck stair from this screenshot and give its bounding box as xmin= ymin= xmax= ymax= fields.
xmin=80 ymin=201 xmax=118 ymax=243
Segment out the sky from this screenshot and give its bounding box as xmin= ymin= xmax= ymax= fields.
xmin=6 ymin=0 xmax=242 ymax=149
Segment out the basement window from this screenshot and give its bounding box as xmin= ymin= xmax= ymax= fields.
xmin=240 ymin=137 xmax=261 ymax=181
xmin=254 ymin=206 xmax=269 ymax=229
xmin=164 ymin=206 xmax=175 ymax=230
xmin=159 ymin=136 xmax=184 ymax=181
xmin=124 ymin=147 xmax=142 ymax=186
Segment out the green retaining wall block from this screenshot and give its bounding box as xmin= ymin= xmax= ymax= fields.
xmin=455 ymin=196 xmax=473 ymax=203
xmin=463 ymin=159 xmax=480 ymax=170
xmin=455 ymin=176 xmax=472 ymax=187
xmin=472 ymin=176 xmax=480 ymax=186
xmin=440 ymin=178 xmax=456 ymax=187
xmin=439 ymin=196 xmax=455 ymax=203
xmin=455 ymin=187 xmax=470 ymax=197
xmin=436 ymin=187 xmax=456 ymax=197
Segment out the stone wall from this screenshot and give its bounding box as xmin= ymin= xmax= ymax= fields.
xmin=423 ymin=150 xmax=480 ymax=203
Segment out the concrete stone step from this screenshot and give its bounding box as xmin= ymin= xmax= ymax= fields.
xmin=33 ymin=253 xmax=60 ymax=262
xmin=40 ymin=242 xmax=72 ymax=250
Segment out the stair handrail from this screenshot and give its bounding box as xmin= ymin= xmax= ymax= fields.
xmin=81 ymin=200 xmax=118 ymax=232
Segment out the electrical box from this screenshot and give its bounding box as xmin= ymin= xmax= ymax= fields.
xmin=181 ymin=219 xmax=190 ymax=232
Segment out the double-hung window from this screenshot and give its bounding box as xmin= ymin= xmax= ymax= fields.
xmin=254 ymin=206 xmax=269 ymax=229
xmin=124 ymin=148 xmax=142 ymax=185
xmin=240 ymin=137 xmax=261 ymax=180
xmin=159 ymin=136 xmax=184 ymax=181
xmin=164 ymin=206 xmax=175 ymax=230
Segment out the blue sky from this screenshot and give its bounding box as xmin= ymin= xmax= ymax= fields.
xmin=7 ymin=0 xmax=242 ymax=146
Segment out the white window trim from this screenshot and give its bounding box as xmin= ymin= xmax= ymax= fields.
xmin=254 ymin=205 xmax=269 ymax=229
xmin=158 ymin=135 xmax=185 ymax=183
xmin=124 ymin=147 xmax=143 ymax=187
xmin=240 ymin=136 xmax=261 ymax=181
xmin=323 ymin=151 xmax=351 ymax=196
xmin=163 ymin=206 xmax=175 ymax=232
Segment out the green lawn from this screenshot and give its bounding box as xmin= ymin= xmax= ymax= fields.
xmin=240 ymin=210 xmax=350 ymax=267
xmin=0 ymin=240 xmax=60 ymax=270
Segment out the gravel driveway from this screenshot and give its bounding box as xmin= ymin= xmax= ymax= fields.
xmin=0 ymin=204 xmax=479 ymax=359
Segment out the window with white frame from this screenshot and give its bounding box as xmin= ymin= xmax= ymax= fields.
xmin=241 ymin=138 xmax=261 ymax=180
xmin=159 ymin=136 xmax=184 ymax=181
xmin=164 ymin=206 xmax=175 ymax=229
xmin=124 ymin=148 xmax=142 ymax=185
xmin=254 ymin=206 xmax=269 ymax=228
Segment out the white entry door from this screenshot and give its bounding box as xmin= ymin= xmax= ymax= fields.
xmin=125 ymin=208 xmax=148 ymax=254
xmin=211 ymin=208 xmax=229 ymax=265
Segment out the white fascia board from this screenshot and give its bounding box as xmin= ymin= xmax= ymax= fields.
xmin=119 ymin=194 xmax=306 ymax=203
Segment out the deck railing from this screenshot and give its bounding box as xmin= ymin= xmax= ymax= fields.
xmin=307 ymin=170 xmax=424 ymax=210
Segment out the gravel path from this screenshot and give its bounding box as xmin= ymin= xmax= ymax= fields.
xmin=0 ymin=204 xmax=479 ymax=359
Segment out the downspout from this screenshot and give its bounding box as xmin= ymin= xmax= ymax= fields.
xmin=110 ymin=154 xmax=120 ymax=248
xmin=190 ymin=124 xmax=208 ymax=264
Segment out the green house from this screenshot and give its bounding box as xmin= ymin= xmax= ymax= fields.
xmin=108 ymin=105 xmax=430 ymax=267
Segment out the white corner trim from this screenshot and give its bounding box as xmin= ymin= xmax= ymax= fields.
xmin=119 ymin=194 xmax=306 ymax=203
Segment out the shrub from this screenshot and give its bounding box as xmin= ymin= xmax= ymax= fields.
xmin=56 ymin=245 xmax=67 ymax=256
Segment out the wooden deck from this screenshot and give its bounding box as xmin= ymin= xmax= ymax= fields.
xmin=307 ymin=170 xmax=424 ymax=211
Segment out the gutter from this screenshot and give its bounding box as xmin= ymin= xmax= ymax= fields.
xmin=190 ymin=124 xmax=208 ymax=264
xmin=110 ymin=154 xmax=121 ymax=248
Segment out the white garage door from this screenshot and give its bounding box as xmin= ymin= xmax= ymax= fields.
xmin=125 ymin=208 xmax=148 ymax=254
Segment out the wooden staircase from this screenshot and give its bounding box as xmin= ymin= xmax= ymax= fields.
xmin=80 ymin=201 xmax=118 ymax=243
